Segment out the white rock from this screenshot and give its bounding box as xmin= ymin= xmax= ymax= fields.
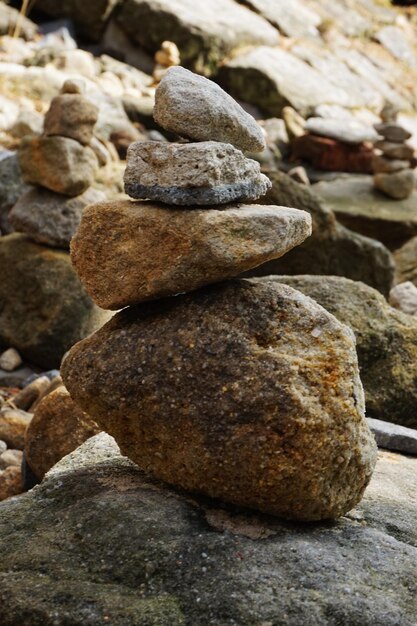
xmin=389 ymin=281 xmax=417 ymax=316
xmin=0 ymin=348 xmax=22 ymax=372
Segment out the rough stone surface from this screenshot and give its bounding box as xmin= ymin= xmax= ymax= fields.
xmin=0 ymin=151 xmax=30 ymax=234
xmin=243 ymin=0 xmax=321 ymax=38
xmin=0 ymin=434 xmax=415 ymax=625
xmin=25 ymin=386 xmax=100 ymax=480
xmin=71 ymin=200 xmax=312 ymax=309
xmin=394 ymin=236 xmax=417 ymax=287
xmin=0 ymin=409 xmax=32 ymax=449
xmin=62 ymin=280 xmax=376 ymax=521
xmin=374 ymin=122 xmax=412 ymax=142
xmin=267 ymin=275 xmax=417 ymax=429
xmin=19 ymin=135 xmax=99 ymax=197
xmin=0 ymin=449 xmax=23 ymax=470
xmin=367 ymin=418 xmax=417 ymax=455
xmin=116 ymin=0 xmax=279 ymax=75
xmin=374 ymin=169 xmax=415 ymax=200
xmin=13 ymin=376 xmax=51 ymax=412
xmin=9 ymin=186 xmax=106 ymax=249
xmin=314 ymin=174 xmax=417 ymax=249
xmin=389 ymin=281 xmax=417 ymax=316
xmin=0 ymin=234 xmax=110 ymax=369
xmin=153 ymin=67 xmax=265 ymax=152
xmin=305 ymin=117 xmax=380 ymax=144
xmin=0 ymin=466 xmax=22 ymax=501
xmin=124 ymin=141 xmax=271 ymax=205
xmin=244 ymin=171 xmax=394 ymax=297
xmin=43 ymin=94 xmax=99 ymax=146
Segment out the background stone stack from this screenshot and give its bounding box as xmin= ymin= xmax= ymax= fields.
xmin=373 ymin=111 xmax=416 ymax=200
xmin=61 ymin=67 xmax=377 ymax=522
xmin=0 ymin=82 xmax=110 ymax=370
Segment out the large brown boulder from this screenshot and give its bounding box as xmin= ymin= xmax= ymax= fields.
xmin=62 ymin=280 xmax=377 ymax=522
xmin=265 ymin=275 xmax=417 ymax=429
xmin=70 ymin=200 xmax=311 ymax=309
xmin=0 ymin=234 xmax=110 ymax=369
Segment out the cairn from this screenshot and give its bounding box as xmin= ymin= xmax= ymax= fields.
xmin=373 ymin=107 xmax=416 ymax=200
xmin=9 ymin=80 xmax=105 ymax=248
xmin=62 ymin=67 xmax=376 ymax=522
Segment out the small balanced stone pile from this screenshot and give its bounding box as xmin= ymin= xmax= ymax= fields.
xmin=10 ymin=79 xmax=105 ymax=248
xmin=62 ymin=67 xmax=377 ymax=522
xmin=373 ymin=109 xmax=416 ymax=200
xmin=0 ymin=81 xmax=109 ymax=370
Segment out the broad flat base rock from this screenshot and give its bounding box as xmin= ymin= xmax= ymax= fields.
xmin=71 ymin=200 xmax=312 ymax=309
xmin=124 ymin=141 xmax=270 ymax=206
xmin=0 ymin=433 xmax=415 ymax=626
xmin=367 ymin=417 xmax=417 ymax=455
xmin=313 ymin=174 xmax=417 ymax=249
xmin=153 ymin=67 xmax=265 ymax=152
xmin=62 ymin=280 xmax=376 ymax=521
xmin=264 ymin=275 xmax=417 ymax=429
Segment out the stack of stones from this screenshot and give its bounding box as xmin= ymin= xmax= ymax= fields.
xmin=373 ymin=112 xmax=416 ymax=200
xmin=10 ymin=79 xmax=105 ymax=247
xmin=62 ymin=67 xmax=377 ymax=522
xmin=0 ymin=81 xmax=109 ymax=369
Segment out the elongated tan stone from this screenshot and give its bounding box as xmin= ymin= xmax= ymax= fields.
xmin=153 ymin=66 xmax=266 ymax=152
xmin=70 ymin=200 xmax=312 ymax=309
xmin=124 ymin=141 xmax=271 ymax=205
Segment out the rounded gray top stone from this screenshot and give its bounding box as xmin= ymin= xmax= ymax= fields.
xmin=305 ymin=117 xmax=381 ymax=144
xmin=153 ymin=66 xmax=266 ymax=153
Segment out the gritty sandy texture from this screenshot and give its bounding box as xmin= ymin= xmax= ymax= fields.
xmin=25 ymin=386 xmax=100 ymax=480
xmin=9 ymin=187 xmax=105 ymax=249
xmin=18 ymin=135 xmax=98 ymax=197
xmin=70 ymin=200 xmax=311 ymax=309
xmin=266 ymin=275 xmax=417 ymax=429
xmin=153 ymin=67 xmax=265 ymax=152
xmin=62 ymin=280 xmax=377 ymax=521
xmin=124 ymin=141 xmax=270 ymax=205
xmin=0 ymin=434 xmax=414 ymax=624
xmin=43 ymin=94 xmax=98 ymax=145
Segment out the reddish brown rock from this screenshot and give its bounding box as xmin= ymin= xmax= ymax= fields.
xmin=43 ymin=94 xmax=98 ymax=146
xmin=0 ymin=466 xmax=22 ymax=501
xmin=25 ymin=386 xmax=100 ymax=480
xmin=292 ymin=134 xmax=374 ymax=173
xmin=62 ymin=280 xmax=377 ymax=522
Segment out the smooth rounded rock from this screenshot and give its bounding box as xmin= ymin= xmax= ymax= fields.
xmin=0 ymin=465 xmax=22 ymax=501
xmin=62 ymin=280 xmax=377 ymax=521
xmin=70 ymin=200 xmax=312 ymax=309
xmin=153 ymin=66 xmax=265 ymax=152
xmin=25 ymin=386 xmax=100 ymax=480
xmin=9 ymin=186 xmax=106 ymax=249
xmin=374 ymin=123 xmax=411 ymax=143
xmin=305 ymin=117 xmax=380 ymax=144
xmin=374 ymin=169 xmax=415 ymax=200
xmin=18 ymin=135 xmax=99 ymax=197
xmin=375 ymin=140 xmax=414 ymax=160
xmin=124 ymin=141 xmax=271 ymax=205
xmin=372 ymin=154 xmax=410 ymax=174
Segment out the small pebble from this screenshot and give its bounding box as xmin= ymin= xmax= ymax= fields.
xmin=0 ymin=348 xmax=22 ymax=372
xmin=0 ymin=408 xmax=33 ymax=449
xmin=0 ymin=449 xmax=23 ymax=469
xmin=0 ymin=440 xmax=7 ymax=455
xmin=13 ymin=376 xmax=51 ymax=411
xmin=0 ymin=465 xmax=23 ymax=501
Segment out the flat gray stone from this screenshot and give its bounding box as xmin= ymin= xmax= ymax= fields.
xmin=219 ymin=46 xmax=356 ymax=117
xmin=367 ymin=418 xmax=417 ymax=455
xmin=305 ymin=117 xmax=380 ymax=144
xmin=154 ymin=67 xmax=265 ymax=152
xmin=374 ymin=123 xmax=412 ymax=143
xmin=9 ymin=187 xmax=106 ymax=249
xmin=124 ymin=141 xmax=271 ymax=206
xmin=243 ymin=0 xmax=321 ymax=37
xmin=0 ymin=433 xmax=415 ymax=625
